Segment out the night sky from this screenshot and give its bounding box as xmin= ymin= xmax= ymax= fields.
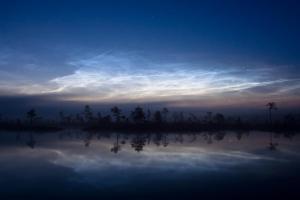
xmin=0 ymin=0 xmax=300 ymax=115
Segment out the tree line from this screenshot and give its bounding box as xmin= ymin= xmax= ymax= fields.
xmin=0 ymin=102 xmax=299 ymax=132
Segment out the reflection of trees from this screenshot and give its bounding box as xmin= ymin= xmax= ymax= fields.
xmin=175 ymin=134 xmax=184 ymax=144
xmin=189 ymin=134 xmax=197 ymax=143
xmin=131 ymin=135 xmax=146 ymax=152
xmin=153 ymin=133 xmax=162 ymax=146
xmin=146 ymin=134 xmax=151 ymax=145
xmin=59 ymin=130 xmax=73 ymax=140
xmin=283 ymin=131 xmax=296 ymax=140
xmin=111 ymin=134 xmax=121 ymax=153
xmin=268 ymin=132 xmax=278 ymax=150
xmin=26 ymin=133 xmax=36 ymax=149
xmin=15 ymin=131 xmax=295 ymax=153
xmin=162 ymin=134 xmax=169 ymax=147
xmin=84 ymin=132 xmax=93 ymax=147
xmin=203 ymin=132 xmax=213 ymax=144
xmin=214 ymin=131 xmax=225 ymax=141
xmin=16 ymin=132 xmax=21 ymax=141
xmin=202 ymin=131 xmax=228 ymax=143
xmin=236 ymin=131 xmax=243 ymax=140
xmin=235 ymin=130 xmax=249 ymax=140
xmin=97 ymin=132 xmax=102 ymax=140
xmin=151 ymin=133 xmax=168 ymax=147
xmin=120 ymin=134 xmax=127 ymax=145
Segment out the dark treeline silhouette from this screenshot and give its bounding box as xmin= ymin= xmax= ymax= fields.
xmin=0 ymin=108 xmax=62 ymax=132
xmin=0 ymin=102 xmax=300 ymax=132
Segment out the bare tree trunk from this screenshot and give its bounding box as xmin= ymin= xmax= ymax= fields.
xmin=269 ymin=109 xmax=272 ymax=124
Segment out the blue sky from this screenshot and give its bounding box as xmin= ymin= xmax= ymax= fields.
xmin=0 ymin=0 xmax=300 ymax=112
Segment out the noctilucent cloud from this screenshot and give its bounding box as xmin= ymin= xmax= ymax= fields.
xmin=0 ymin=0 xmax=300 ymax=109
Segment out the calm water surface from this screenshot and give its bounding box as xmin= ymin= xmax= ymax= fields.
xmin=0 ymin=130 xmax=299 ymax=199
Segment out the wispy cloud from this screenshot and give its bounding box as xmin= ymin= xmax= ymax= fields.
xmin=48 ymin=53 xmax=300 ymax=103
xmin=1 ymin=52 xmax=299 ymax=107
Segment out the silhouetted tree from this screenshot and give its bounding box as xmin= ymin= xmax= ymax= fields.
xmin=172 ymin=112 xmax=179 ymax=122
xmin=204 ymin=112 xmax=213 ymax=124
xmin=111 ymin=106 xmax=122 ymax=123
xmin=266 ymin=102 xmax=277 ymax=124
xmin=146 ymin=109 xmax=152 ymax=121
xmin=179 ymin=112 xmax=185 ymax=122
xmin=96 ymin=112 xmax=103 ymax=123
xmin=103 ymin=115 xmax=112 ymax=123
xmin=284 ymin=114 xmax=296 ymax=128
xmin=162 ymin=107 xmax=169 ymax=122
xmin=76 ymin=113 xmax=84 ymax=124
xmin=65 ymin=115 xmax=72 ymax=124
xmin=59 ymin=111 xmax=65 ymax=123
xmin=188 ymin=113 xmax=198 ymax=122
xmin=84 ymin=105 xmax=93 ymax=122
xmin=154 ymin=111 xmax=162 ymax=123
xmin=235 ymin=117 xmax=243 ymax=128
xmin=131 ymin=106 xmax=145 ymax=123
xmin=27 ymin=109 xmax=37 ymax=125
xmin=213 ymin=113 xmax=225 ymax=125
xmin=59 ymin=111 xmax=72 ymax=125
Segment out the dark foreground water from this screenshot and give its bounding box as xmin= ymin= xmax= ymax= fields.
xmin=0 ymin=130 xmax=299 ymax=200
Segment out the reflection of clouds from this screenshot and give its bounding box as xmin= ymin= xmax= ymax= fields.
xmin=49 ymin=145 xmax=283 ymax=173
xmin=37 ymin=131 xmax=299 ymax=174
xmin=1 ymin=131 xmax=300 ymax=189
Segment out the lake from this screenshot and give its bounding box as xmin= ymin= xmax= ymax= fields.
xmin=0 ymin=130 xmax=299 ymax=199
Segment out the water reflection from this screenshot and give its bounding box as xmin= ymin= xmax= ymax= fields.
xmin=111 ymin=134 xmax=121 ymax=153
xmin=0 ymin=130 xmax=300 ymax=199
xmin=269 ymin=132 xmax=279 ymax=150
xmin=6 ymin=130 xmax=299 ymax=152
xmin=26 ymin=133 xmax=36 ymax=149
